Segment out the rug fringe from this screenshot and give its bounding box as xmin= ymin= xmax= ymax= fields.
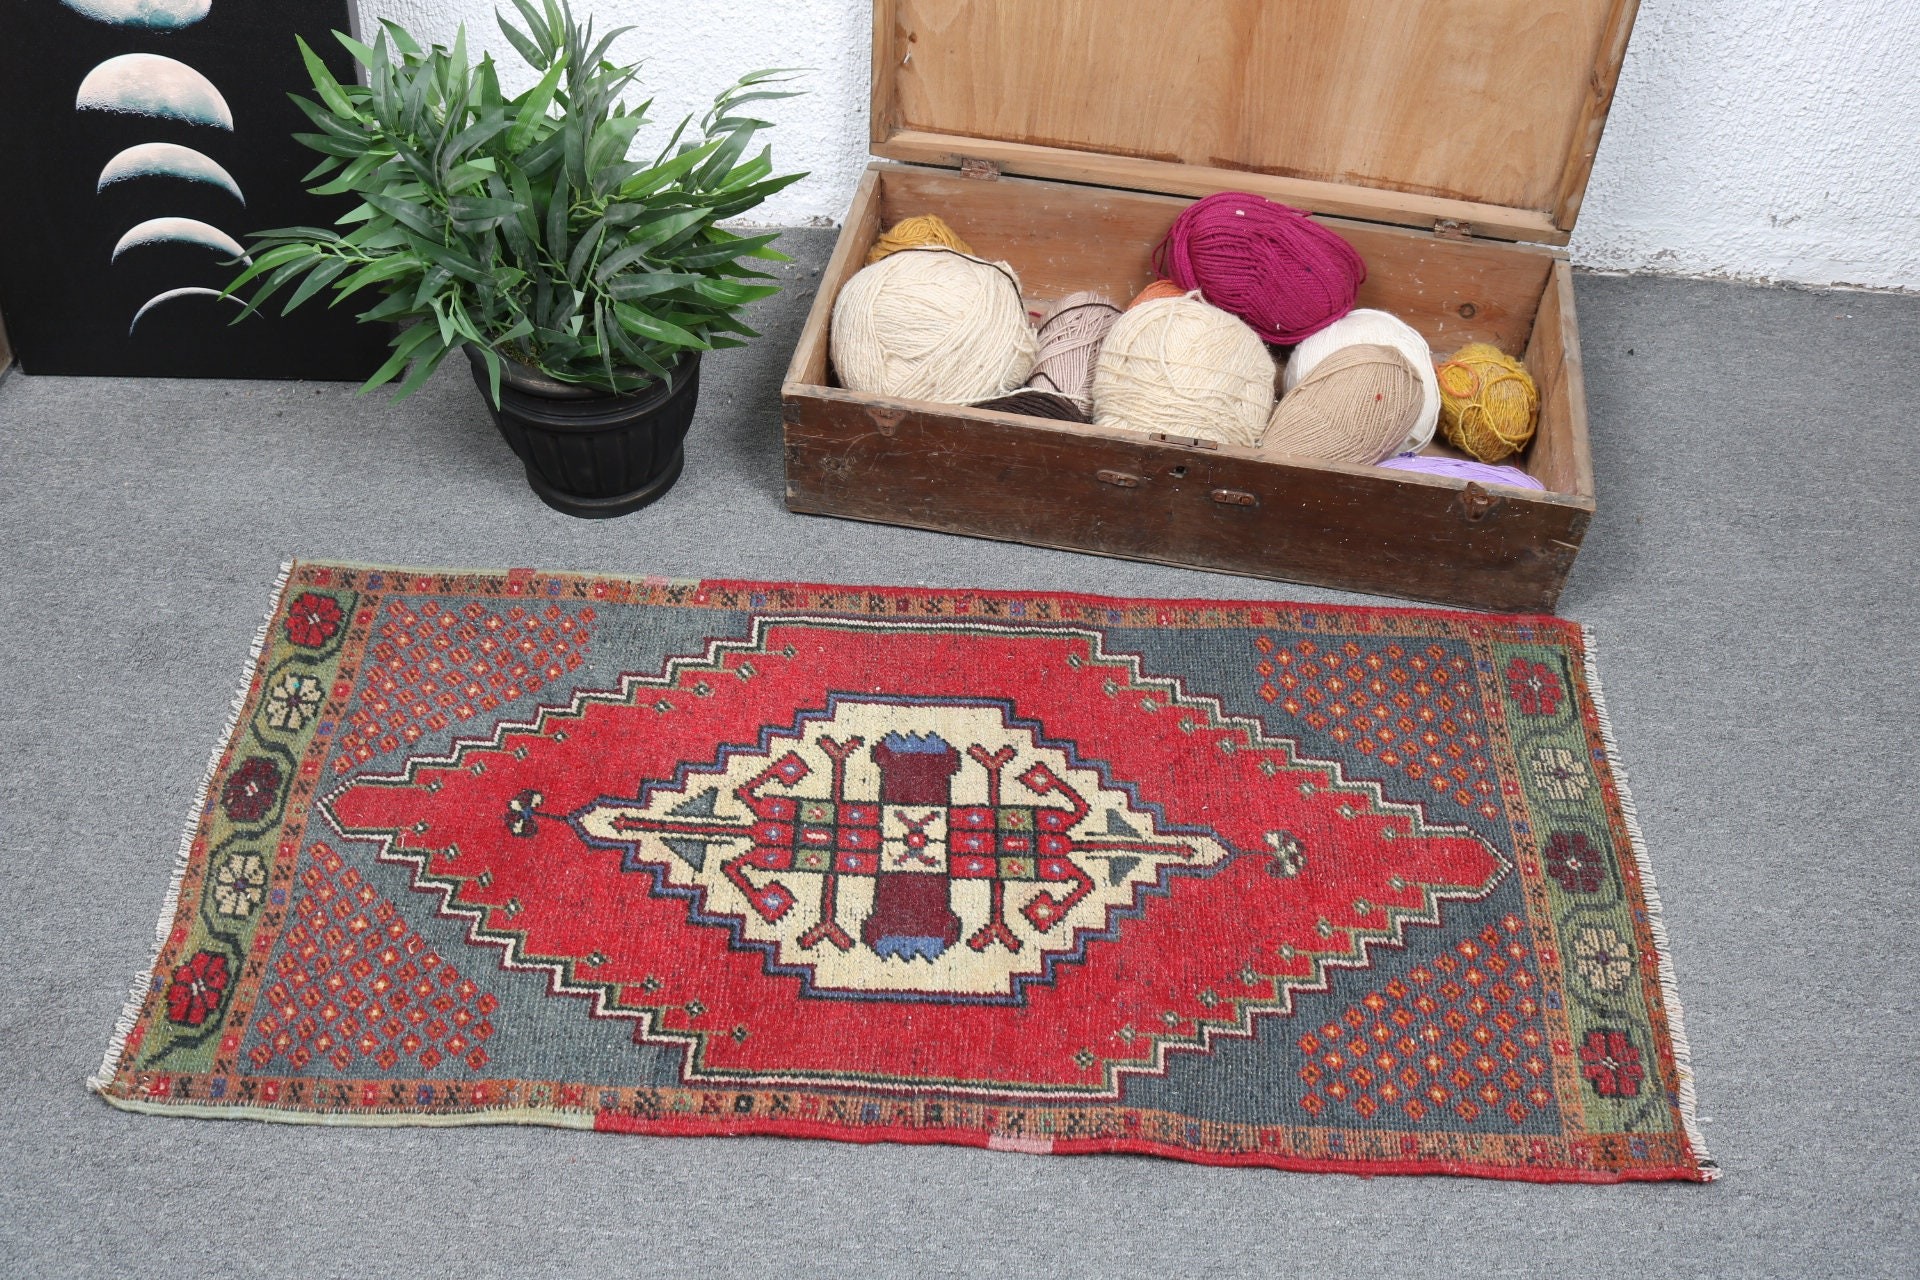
xmin=88 ymin=560 xmax=298 ymax=1095
xmin=1579 ymin=626 xmax=1718 ymax=1180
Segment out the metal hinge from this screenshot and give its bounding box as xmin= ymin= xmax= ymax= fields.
xmin=1433 ymin=218 xmax=1473 ymax=240
xmin=960 ymin=156 xmax=1002 ymax=181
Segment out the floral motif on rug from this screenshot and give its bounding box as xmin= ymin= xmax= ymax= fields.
xmin=91 ymin=563 xmax=1714 ymax=1183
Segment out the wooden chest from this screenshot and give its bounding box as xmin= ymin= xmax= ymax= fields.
xmin=781 ymin=0 xmax=1638 ymax=612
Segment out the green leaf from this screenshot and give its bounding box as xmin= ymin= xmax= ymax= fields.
xmin=670 ymin=231 xmax=782 ymax=270
xmin=477 ymin=345 xmax=503 ymax=407
xmin=447 ymin=196 xmax=523 ymax=231
xmin=331 ymin=254 xmax=423 ymax=303
xmin=281 ymin=256 xmax=352 ymax=314
xmin=618 ymin=137 xmax=722 ymax=200
xmin=361 ymin=189 xmax=439 ymax=237
xmin=309 ymin=151 xmax=385 ymax=197
xmin=508 ymin=54 xmax=567 ymax=150
xmin=602 ymin=270 xmax=704 ymax=300
xmin=613 ymin=305 xmax=707 ymax=349
xmin=333 ymin=31 xmax=380 ymax=72
xmin=296 ymin=37 xmax=355 ymax=117
xmin=360 ymin=320 xmax=441 ymax=393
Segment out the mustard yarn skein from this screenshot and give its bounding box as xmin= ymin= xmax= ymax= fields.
xmin=1435 ymin=343 xmax=1540 ymax=462
xmin=866 ymin=214 xmax=975 ymax=264
xmin=831 ymin=247 xmax=1037 ymax=404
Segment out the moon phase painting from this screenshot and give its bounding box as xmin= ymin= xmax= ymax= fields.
xmin=0 ymin=1 xmax=386 ymax=378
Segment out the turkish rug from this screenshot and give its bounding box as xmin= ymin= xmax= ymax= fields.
xmin=92 ymin=562 xmax=1714 ymax=1183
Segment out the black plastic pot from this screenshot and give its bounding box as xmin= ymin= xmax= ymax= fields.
xmin=464 ymin=345 xmax=700 ymax=518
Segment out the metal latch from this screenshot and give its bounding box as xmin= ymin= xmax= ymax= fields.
xmin=1211 ymin=488 xmax=1257 ymax=507
xmin=1433 ymin=218 xmax=1473 ymax=240
xmin=960 ymin=157 xmax=1001 ymax=180
xmin=1458 ymin=481 xmax=1502 ymax=521
xmin=1148 ymin=433 xmax=1219 ymax=450
xmin=1096 ymin=469 xmax=1142 ymax=488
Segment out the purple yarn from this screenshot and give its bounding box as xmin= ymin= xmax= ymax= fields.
xmin=1377 ymin=453 xmax=1545 ymax=491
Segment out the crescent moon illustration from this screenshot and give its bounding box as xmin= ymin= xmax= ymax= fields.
xmin=112 ymin=217 xmax=252 ymax=264
xmin=128 ymin=287 xmax=243 ymax=336
xmin=76 ymin=54 xmax=233 ymax=129
xmin=59 ymin=0 xmax=210 ymax=29
xmin=97 ymin=143 xmax=244 ymax=204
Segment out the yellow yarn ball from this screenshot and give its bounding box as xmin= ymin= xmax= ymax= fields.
xmin=867 ymin=215 xmax=975 ymax=264
xmin=1435 ymin=343 xmax=1540 ymax=462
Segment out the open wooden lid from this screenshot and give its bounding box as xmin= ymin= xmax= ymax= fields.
xmin=871 ymin=0 xmax=1639 ymax=245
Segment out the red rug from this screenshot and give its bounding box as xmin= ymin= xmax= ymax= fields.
xmin=93 ymin=562 xmax=1713 ymax=1182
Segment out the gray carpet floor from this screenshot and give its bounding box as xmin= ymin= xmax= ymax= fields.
xmin=1 ymin=231 xmax=1915 ymax=1278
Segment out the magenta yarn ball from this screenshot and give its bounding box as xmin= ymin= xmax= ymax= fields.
xmin=1153 ymin=192 xmax=1367 ymax=345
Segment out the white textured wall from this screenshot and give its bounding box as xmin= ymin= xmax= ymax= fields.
xmin=1571 ymin=0 xmax=1920 ymax=289
xmin=362 ymin=0 xmax=1920 ymax=289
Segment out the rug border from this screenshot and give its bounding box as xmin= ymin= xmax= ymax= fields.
xmin=1578 ymin=625 xmax=1718 ymax=1180
xmin=266 ymin=558 xmax=1594 ymax=630
xmin=89 ymin=1090 xmax=1697 ymax=1184
xmin=87 ymin=561 xmax=297 ymax=1094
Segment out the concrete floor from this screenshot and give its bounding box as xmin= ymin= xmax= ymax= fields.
xmin=1 ymin=232 xmax=1915 ymax=1277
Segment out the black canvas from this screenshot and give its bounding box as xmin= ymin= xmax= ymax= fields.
xmin=0 ymin=0 xmax=387 ymax=379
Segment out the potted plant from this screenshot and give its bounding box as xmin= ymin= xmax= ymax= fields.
xmin=231 ymin=0 xmax=804 ymax=516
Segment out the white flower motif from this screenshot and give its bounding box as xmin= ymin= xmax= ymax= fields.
xmin=1529 ymin=746 xmax=1590 ymax=801
xmin=1264 ymin=830 xmax=1306 ymax=877
xmin=212 ymin=852 xmax=266 ymax=918
xmin=1572 ymin=925 xmax=1634 ymax=992
xmin=265 ymin=672 xmax=324 ymax=730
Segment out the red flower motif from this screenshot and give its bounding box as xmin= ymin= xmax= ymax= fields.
xmin=285 ymin=592 xmax=344 ymax=647
xmin=1543 ymin=831 xmax=1605 ymax=893
xmin=1578 ymin=1029 xmax=1644 ymax=1098
xmin=1506 ymin=658 xmax=1563 ymax=716
xmin=221 ymin=757 xmax=282 ymax=822
xmin=166 ymin=951 xmax=231 ymax=1026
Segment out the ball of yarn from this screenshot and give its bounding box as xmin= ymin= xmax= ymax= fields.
xmin=1092 ymin=293 xmax=1276 ymax=446
xmin=866 ymin=214 xmax=974 ymax=265
xmin=1377 ymin=453 xmax=1545 ymax=491
xmin=1262 ymin=344 xmax=1421 ymax=465
xmin=1025 ymin=291 xmax=1121 ymax=406
xmin=973 ymin=389 xmax=1091 ymax=423
xmin=1435 ymin=344 xmax=1540 ymax=462
xmin=1283 ymin=308 xmax=1441 ymax=453
xmin=1127 ymin=279 xmax=1187 ymax=310
xmin=831 ymin=247 xmax=1037 ymax=404
xmin=1153 ymin=191 xmax=1366 ymax=345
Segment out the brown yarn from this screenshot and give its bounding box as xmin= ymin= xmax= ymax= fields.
xmin=1127 ymin=279 xmax=1187 ymax=309
xmin=972 ymin=389 xmax=1092 ymax=422
xmin=866 ymin=214 xmax=975 ymax=265
xmin=1024 ymin=291 xmax=1121 ymax=406
xmin=1260 ymin=343 xmax=1422 ymax=465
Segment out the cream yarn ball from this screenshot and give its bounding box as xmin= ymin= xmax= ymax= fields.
xmin=1281 ymin=308 xmax=1440 ymax=453
xmin=831 ymin=247 xmax=1037 ymax=403
xmin=1091 ymin=293 xmax=1276 ymax=446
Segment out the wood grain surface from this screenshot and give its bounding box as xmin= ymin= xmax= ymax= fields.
xmin=872 ymin=0 xmax=1640 ymax=242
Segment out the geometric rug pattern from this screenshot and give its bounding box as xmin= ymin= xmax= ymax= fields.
xmin=92 ymin=563 xmax=1713 ymax=1182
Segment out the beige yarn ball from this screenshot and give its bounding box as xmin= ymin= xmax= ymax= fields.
xmin=1282 ymin=308 xmax=1441 ymax=453
xmin=831 ymin=247 xmax=1037 ymax=404
xmin=1091 ymin=293 xmax=1276 ymax=446
xmin=1262 ymin=343 xmax=1423 ymax=465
